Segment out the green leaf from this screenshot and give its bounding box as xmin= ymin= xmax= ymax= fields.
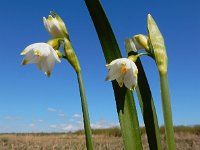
xmin=84 ymin=0 xmax=142 ymax=149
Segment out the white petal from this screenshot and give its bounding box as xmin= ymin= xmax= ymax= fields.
xmin=50 ymin=46 xmax=61 ymax=62
xmin=116 ymin=75 xmax=125 ymax=87
xmin=106 ymin=66 xmax=122 ymax=81
xmin=36 ymin=58 xmax=51 ymax=76
xmin=106 ymin=59 xmax=125 ymax=80
xmin=43 ymin=17 xmax=51 ymax=33
xmin=130 ymin=61 xmax=138 ymax=71
xmin=123 ymin=69 xmax=138 ymax=90
xmin=21 ymin=43 xmax=37 ymax=55
xmin=125 ymin=38 xmax=138 ymax=53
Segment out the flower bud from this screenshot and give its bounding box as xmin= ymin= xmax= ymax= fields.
xmin=134 ymin=34 xmax=149 ymax=51
xmin=43 ymin=12 xmax=68 ymax=38
xmin=147 ymin=14 xmax=168 ymax=74
xmin=125 ymin=34 xmax=149 ymax=54
xmin=125 ymin=38 xmax=137 ymax=53
xmin=47 ymin=38 xmax=61 ymax=50
xmin=63 ymin=38 xmax=80 ymax=72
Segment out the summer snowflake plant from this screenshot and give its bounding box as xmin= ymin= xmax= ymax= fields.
xmin=20 ymin=12 xmax=94 ymax=150
xmin=106 ymin=58 xmax=138 ymax=90
xmin=21 ymin=43 xmax=60 ymax=77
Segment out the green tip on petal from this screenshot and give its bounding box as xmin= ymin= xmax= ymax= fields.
xmin=21 ymin=59 xmax=28 ymax=65
xmin=105 ymin=76 xmax=110 ymax=81
xmin=118 ymin=82 xmax=123 ymax=87
xmin=48 ymin=15 xmax=53 ymax=21
xmin=57 ymin=57 xmax=61 ymax=63
xmin=130 ymin=84 xmax=136 ymax=91
xmin=45 ymin=71 xmax=51 ymax=77
xmin=20 ymin=49 xmax=26 ymax=55
xmin=50 ymin=11 xmax=56 ymax=16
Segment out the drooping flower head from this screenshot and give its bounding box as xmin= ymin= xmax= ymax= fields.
xmin=20 ymin=43 xmax=60 ymax=77
xmin=43 ymin=12 xmax=68 ymax=38
xmin=106 ymin=58 xmax=138 ymax=90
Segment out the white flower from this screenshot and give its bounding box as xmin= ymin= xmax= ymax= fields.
xmin=20 ymin=43 xmax=61 ymax=77
xmin=43 ymin=12 xmax=68 ymax=38
xmin=106 ymin=58 xmax=138 ymax=90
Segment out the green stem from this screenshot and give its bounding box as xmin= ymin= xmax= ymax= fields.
xmin=77 ymin=71 xmax=93 ymax=150
xmin=160 ymin=72 xmax=176 ymax=150
xmin=129 ymin=51 xmax=161 ymax=150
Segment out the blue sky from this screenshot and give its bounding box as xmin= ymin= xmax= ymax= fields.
xmin=0 ymin=0 xmax=200 ymax=132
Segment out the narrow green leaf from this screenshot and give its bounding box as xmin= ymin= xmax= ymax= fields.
xmin=84 ymin=0 xmax=142 ymax=149
xmin=127 ymin=50 xmax=161 ymax=150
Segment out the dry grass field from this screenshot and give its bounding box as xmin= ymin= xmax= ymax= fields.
xmin=0 ymin=126 xmax=200 ymax=150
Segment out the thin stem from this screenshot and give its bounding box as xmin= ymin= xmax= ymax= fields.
xmin=77 ymin=71 xmax=93 ymax=150
xmin=160 ymin=72 xmax=176 ymax=150
xmin=137 ymin=52 xmax=151 ymax=57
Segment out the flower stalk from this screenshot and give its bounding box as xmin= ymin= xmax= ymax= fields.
xmin=148 ymin=14 xmax=175 ymax=150
xmin=77 ymin=71 xmax=94 ymax=150
xmin=62 ymin=39 xmax=94 ymax=150
xmin=160 ymin=72 xmax=175 ymax=150
xmin=44 ymin=12 xmax=93 ymax=150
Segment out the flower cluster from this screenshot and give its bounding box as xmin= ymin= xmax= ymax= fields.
xmin=21 ymin=12 xmax=67 ymax=76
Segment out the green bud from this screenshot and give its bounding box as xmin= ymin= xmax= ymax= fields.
xmin=128 ymin=55 xmax=139 ymax=62
xmin=63 ymin=38 xmax=81 ymax=72
xmin=56 ymin=50 xmax=63 ymax=58
xmin=134 ymin=34 xmax=149 ymax=51
xmin=47 ymin=38 xmax=61 ymax=50
xmin=147 ymin=14 xmax=168 ymax=74
xmin=51 ymin=11 xmax=69 ymax=38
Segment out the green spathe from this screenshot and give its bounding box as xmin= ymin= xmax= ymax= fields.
xmin=147 ymin=14 xmax=168 ymax=75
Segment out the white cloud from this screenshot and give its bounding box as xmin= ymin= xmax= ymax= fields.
xmin=49 ymin=124 xmax=78 ymax=132
xmin=47 ymin=108 xmax=57 ymax=112
xmin=58 ymin=113 xmax=66 ymax=117
xmin=62 ymin=125 xmax=74 ymax=131
xmin=3 ymin=115 xmax=20 ymax=121
xmin=73 ymin=114 xmax=82 ymax=118
xmin=49 ymin=124 xmax=57 ymax=129
xmin=29 ymin=123 xmax=35 ymax=128
xmin=91 ymin=120 xmax=118 ymax=129
xmin=47 ymin=119 xmax=118 ymax=132
xmin=37 ymin=119 xmax=43 ymax=122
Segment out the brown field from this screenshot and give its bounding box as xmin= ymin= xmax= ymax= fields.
xmin=0 ymin=127 xmax=200 ymax=150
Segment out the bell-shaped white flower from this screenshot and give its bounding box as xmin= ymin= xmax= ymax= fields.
xmin=20 ymin=43 xmax=61 ymax=77
xmin=43 ymin=12 xmax=68 ymax=38
xmin=106 ymin=58 xmax=138 ymax=90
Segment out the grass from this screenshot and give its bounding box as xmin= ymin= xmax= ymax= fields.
xmin=0 ymin=126 xmax=200 ymax=149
